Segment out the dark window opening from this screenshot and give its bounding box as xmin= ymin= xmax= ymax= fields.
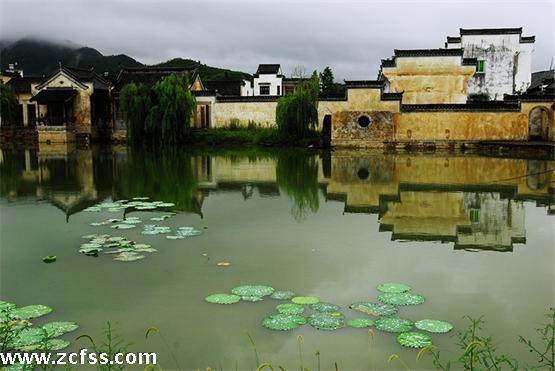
xmin=477 ymin=60 xmax=485 ymax=74
xmin=358 ymin=115 xmax=371 ymax=128
xmin=357 ymin=168 xmax=370 ymax=180
xmin=277 ymin=86 xmax=281 ymax=96
xmin=259 ymin=85 xmax=270 ymax=95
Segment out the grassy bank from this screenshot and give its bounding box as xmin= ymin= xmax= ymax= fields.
xmin=187 ymin=127 xmax=321 ymax=147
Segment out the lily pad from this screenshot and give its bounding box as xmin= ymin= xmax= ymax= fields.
xmin=396 ymin=332 xmax=433 ymax=348
xmin=415 ymin=319 xmax=453 ymax=333
xmin=262 ymin=314 xmax=307 ymax=331
xmin=159 ymin=203 xmax=175 ymax=208
xmin=44 ymin=338 xmax=70 ymax=351
xmin=276 ymin=303 xmax=305 ymax=315
xmin=177 ymin=227 xmax=202 ymax=237
xmin=310 ymin=302 xmax=340 ymax=313
xmin=291 ymin=296 xmax=320 ymax=305
xmin=9 ymin=327 xmax=45 ymax=349
xmin=205 ymin=294 xmax=241 ymax=305
xmin=231 ymin=285 xmax=275 ymax=297
xmin=113 ymin=252 xmax=144 ymax=262
xmin=42 ymin=321 xmax=79 ymax=337
xmin=111 ymin=224 xmax=136 ymax=230
xmin=13 ymin=305 xmax=52 ymax=320
xmin=270 ymin=290 xmax=296 ymax=300
xmin=166 ymin=235 xmax=184 ymax=240
xmin=241 ymin=296 xmax=263 ymax=302
xmin=378 ymin=292 xmax=425 ymax=306
xmin=0 ymin=301 xmax=16 ymax=311
xmin=42 ymin=256 xmax=56 ymax=263
xmin=349 ymin=302 xmax=398 ymax=316
xmin=347 ymin=318 xmax=375 ymax=328
xmin=375 ymin=317 xmax=413 ymax=333
xmin=308 ymin=313 xmax=345 ymax=331
xmin=377 ymin=283 xmax=411 ymax=293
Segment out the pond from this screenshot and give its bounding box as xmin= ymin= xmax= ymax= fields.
xmin=1 ymin=145 xmax=554 ymax=370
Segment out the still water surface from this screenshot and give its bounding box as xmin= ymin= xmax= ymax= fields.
xmin=1 ymin=146 xmax=554 ymax=370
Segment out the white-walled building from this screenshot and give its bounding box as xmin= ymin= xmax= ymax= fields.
xmin=253 ymin=64 xmax=283 ymax=96
xmin=445 ymin=28 xmax=535 ymax=99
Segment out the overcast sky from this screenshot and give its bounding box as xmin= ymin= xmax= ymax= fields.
xmin=1 ymin=0 xmax=554 ymax=80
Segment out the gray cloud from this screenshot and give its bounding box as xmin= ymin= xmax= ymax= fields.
xmin=1 ymin=0 xmax=553 ymax=80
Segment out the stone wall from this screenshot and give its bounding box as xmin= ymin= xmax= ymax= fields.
xmin=331 ymin=111 xmax=394 ymax=147
xmin=37 ymin=128 xmax=76 ymax=143
xmin=212 ymin=100 xmax=278 ymax=128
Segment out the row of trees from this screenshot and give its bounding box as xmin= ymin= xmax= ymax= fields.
xmin=0 ymin=84 xmax=18 ymax=125
xmin=119 ymin=73 xmax=196 ymax=143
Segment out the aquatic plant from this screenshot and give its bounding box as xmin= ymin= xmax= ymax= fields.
xmin=205 ymin=294 xmax=241 ymax=305
xmin=347 ymin=318 xmax=375 ymax=328
xmin=231 ymin=285 xmax=275 ymax=297
xmin=310 ymin=302 xmax=340 ymax=313
xmin=378 ymin=292 xmax=425 ymax=306
xmin=518 ymin=307 xmax=555 ymax=370
xmin=276 ymin=303 xmax=305 ymax=315
xmin=375 ymin=317 xmax=413 ymax=333
xmin=270 ymin=290 xmax=296 ymax=300
xmin=262 ymin=314 xmax=307 ymax=331
xmin=377 ymin=283 xmax=411 ymax=294
xmin=415 ymin=319 xmax=453 ymax=333
xmin=396 ymin=332 xmax=433 ymax=348
xmin=291 ymin=296 xmax=320 ymax=305
xmin=0 ymin=301 xmax=78 ymax=354
xmin=308 ymin=313 xmax=346 ymax=331
xmin=77 ymin=322 xmax=130 ymax=371
xmin=349 ymin=302 xmax=398 ymax=316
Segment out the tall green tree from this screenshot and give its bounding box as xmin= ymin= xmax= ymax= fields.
xmin=146 ymin=73 xmax=196 ymax=144
xmin=275 ymin=71 xmax=319 ymax=138
xmin=119 ymin=82 xmax=152 ymax=143
xmin=0 ymin=84 xmax=18 ymax=126
xmin=319 ymin=66 xmax=337 ymax=97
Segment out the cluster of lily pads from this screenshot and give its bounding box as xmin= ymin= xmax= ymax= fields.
xmin=84 ymin=197 xmax=175 ymax=213
xmin=80 ymin=234 xmax=157 ymax=262
xmin=142 ymin=225 xmax=202 ymax=240
xmin=205 ymin=283 xmax=453 ymax=349
xmin=0 ymin=301 xmax=78 ymax=353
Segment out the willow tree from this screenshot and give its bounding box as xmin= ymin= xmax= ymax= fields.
xmin=0 ymin=84 xmax=18 ymax=126
xmin=275 ymin=71 xmax=319 ymax=138
xmin=146 ymin=73 xmax=196 ymax=144
xmin=119 ymin=83 xmax=152 ymax=143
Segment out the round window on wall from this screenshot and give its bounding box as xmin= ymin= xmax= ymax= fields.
xmin=358 ymin=115 xmax=371 ymax=128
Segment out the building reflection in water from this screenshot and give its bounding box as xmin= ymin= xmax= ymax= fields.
xmin=1 ymin=146 xmax=553 ymax=251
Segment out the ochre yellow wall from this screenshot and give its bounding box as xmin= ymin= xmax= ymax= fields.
xmin=382 ymin=56 xmax=475 ymax=104
xmin=212 ymin=101 xmax=278 ymax=128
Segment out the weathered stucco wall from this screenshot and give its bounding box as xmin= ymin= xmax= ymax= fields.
xmin=395 ymin=110 xmax=528 ymax=141
xmin=382 ymin=57 xmax=475 ymax=104
xmin=331 ymin=111 xmax=394 ymax=147
xmin=212 ymin=101 xmax=278 ymax=128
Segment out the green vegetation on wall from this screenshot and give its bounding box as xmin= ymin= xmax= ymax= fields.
xmin=0 ymin=84 xmax=18 ymax=125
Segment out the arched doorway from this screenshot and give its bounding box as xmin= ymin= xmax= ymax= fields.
xmin=528 ymin=106 xmax=550 ymax=141
xmin=321 ymin=114 xmax=332 ymax=147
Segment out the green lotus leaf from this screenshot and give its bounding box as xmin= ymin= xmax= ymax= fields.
xmin=291 ymin=296 xmax=320 ymax=305
xmin=262 ymin=314 xmax=307 ymax=331
xmin=177 ymin=227 xmax=202 ymax=237
xmin=13 ymin=305 xmax=52 ymax=320
xmin=114 ymin=252 xmax=144 ymax=262
xmin=415 ymin=319 xmax=453 ymax=333
xmin=231 ymin=285 xmax=275 ymax=297
xmin=42 ymin=321 xmax=79 ymax=337
xmin=103 ymin=243 xmax=121 ymax=248
xmin=9 ymin=327 xmax=45 ymax=348
xmin=166 ymin=235 xmax=184 ymax=240
xmin=81 ymin=243 xmax=102 ymax=249
xmin=44 ymin=338 xmax=70 ymax=351
xmin=107 ymin=237 xmax=125 ymax=242
xmin=136 ymin=205 xmax=156 ymax=210
xmin=270 ymin=290 xmax=296 ymax=300
xmin=0 ymin=301 xmax=16 ymax=311
xmin=276 ymin=303 xmax=305 ymax=315
xmin=347 ymin=318 xmax=375 ymax=328
xmin=205 ymin=294 xmax=241 ymax=304
xmin=375 ymin=317 xmax=413 ymax=333
xmin=349 ymin=302 xmax=398 ymax=316
xmin=159 ymin=203 xmax=175 ymax=207
xmin=132 ymin=197 xmax=150 ymax=200
xmin=310 ymin=302 xmax=340 ymax=313
xmin=396 ymin=332 xmax=433 ymax=348
xmin=241 ymin=296 xmax=263 ymax=302
xmin=122 ymin=219 xmax=142 ymax=225
xmin=378 ymin=292 xmax=425 ymax=306
xmin=134 ymin=247 xmax=158 ymax=253
xmin=111 ymin=224 xmax=136 ymax=230
xmin=308 ymin=313 xmax=345 ymax=331
xmin=377 ymin=283 xmax=411 ymax=293
xmin=42 ymin=256 xmax=56 ymax=263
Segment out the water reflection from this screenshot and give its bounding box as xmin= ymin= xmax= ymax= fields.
xmin=1 ymin=145 xmax=553 ymax=251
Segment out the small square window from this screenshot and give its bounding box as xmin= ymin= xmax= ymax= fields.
xmin=259 ymin=85 xmax=270 ymax=95
xmin=476 ymin=60 xmax=485 ymax=74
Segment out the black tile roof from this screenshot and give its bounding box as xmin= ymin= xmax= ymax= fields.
xmin=529 ymin=70 xmax=555 ymax=90
xmin=401 ymin=101 xmax=521 ymax=112
xmin=344 ymin=80 xmax=384 ymax=88
xmin=394 ymin=48 xmax=464 ymax=57
xmin=462 ymin=58 xmax=478 ymax=66
xmin=203 ymin=80 xmax=244 ymax=96
xmin=520 ymin=36 xmax=535 ymax=43
xmin=113 ymin=66 xmax=199 ymax=92
xmin=504 ymin=93 xmax=555 ymax=102
xmin=217 ymin=95 xmax=279 ymax=103
xmin=446 ymin=36 xmax=461 ymax=43
xmin=255 ymin=64 xmax=281 ymax=74
xmin=460 ymin=27 xmax=522 ymax=35
xmin=7 ymin=75 xmax=43 ymax=94
xmin=30 ymin=87 xmax=77 ymax=103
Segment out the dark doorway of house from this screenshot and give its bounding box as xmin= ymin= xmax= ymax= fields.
xmin=322 ymin=114 xmax=332 ymax=147
xmin=528 ymin=106 xmax=550 ymax=141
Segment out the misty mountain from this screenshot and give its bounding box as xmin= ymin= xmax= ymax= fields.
xmin=0 ymin=38 xmax=250 ymax=81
